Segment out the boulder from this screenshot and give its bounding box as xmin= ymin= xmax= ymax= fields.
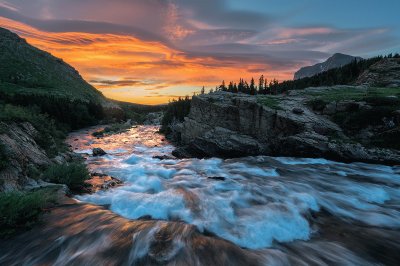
xmin=92 ymin=148 xmax=107 ymax=156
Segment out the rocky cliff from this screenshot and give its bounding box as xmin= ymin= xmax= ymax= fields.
xmin=173 ymin=88 xmax=400 ymax=165
xmin=0 ymin=122 xmax=80 ymax=191
xmin=356 ymin=58 xmax=400 ymax=87
xmin=294 ymin=53 xmax=362 ymax=80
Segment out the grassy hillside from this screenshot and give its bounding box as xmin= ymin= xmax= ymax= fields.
xmin=0 ymin=27 xmax=110 ymax=129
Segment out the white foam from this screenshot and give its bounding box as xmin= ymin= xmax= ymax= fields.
xmin=75 ymin=126 xmax=400 ymax=249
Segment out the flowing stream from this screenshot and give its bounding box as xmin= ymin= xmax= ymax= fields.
xmin=1 ymin=125 xmax=400 ymax=265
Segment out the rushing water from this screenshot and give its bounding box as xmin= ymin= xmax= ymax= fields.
xmin=1 ymin=125 xmax=400 ymax=265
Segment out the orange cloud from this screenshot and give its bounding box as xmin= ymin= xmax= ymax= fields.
xmin=0 ymin=17 xmax=290 ymax=104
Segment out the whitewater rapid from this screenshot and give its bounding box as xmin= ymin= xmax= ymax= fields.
xmin=70 ymin=126 xmax=400 ymax=250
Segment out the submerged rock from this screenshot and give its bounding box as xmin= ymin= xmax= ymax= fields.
xmin=92 ymin=147 xmax=107 ymax=156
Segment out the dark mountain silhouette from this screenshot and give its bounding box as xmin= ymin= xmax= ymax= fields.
xmin=294 ymin=53 xmax=363 ymax=80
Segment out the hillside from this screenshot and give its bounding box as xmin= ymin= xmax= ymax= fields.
xmin=294 ymin=53 xmax=362 ymax=80
xmin=0 ymin=27 xmax=104 ymax=102
xmin=0 ymin=27 xmax=124 ymax=129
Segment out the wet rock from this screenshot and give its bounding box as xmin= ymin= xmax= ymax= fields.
xmin=84 ymin=174 xmax=122 ymax=193
xmin=92 ymin=147 xmax=107 ymax=156
xmin=208 ymin=176 xmax=226 ymax=181
xmin=152 ymin=155 xmax=175 ymax=160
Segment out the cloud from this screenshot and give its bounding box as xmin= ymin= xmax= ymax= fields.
xmin=0 ymin=0 xmax=399 ymax=104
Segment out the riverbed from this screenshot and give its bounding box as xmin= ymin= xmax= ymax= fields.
xmin=1 ymin=125 xmax=399 ymax=265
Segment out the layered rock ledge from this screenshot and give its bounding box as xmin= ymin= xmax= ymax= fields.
xmin=172 ymin=88 xmax=400 ymax=165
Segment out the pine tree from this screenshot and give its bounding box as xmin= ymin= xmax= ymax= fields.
xmin=228 ymin=81 xmax=234 ymax=92
xmin=219 ymin=80 xmax=227 ymax=91
xmin=258 ymin=75 xmax=264 ymax=94
xmin=250 ymin=77 xmax=256 ymax=95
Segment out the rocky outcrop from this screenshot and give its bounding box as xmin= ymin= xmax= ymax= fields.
xmin=294 ymin=53 xmax=362 ymax=80
xmin=173 ymin=90 xmax=400 ymax=165
xmin=356 ymin=58 xmax=400 ymax=87
xmin=0 ymin=122 xmax=80 ymax=191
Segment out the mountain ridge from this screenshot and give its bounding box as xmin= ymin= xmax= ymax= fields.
xmin=294 ymin=53 xmax=363 ymax=80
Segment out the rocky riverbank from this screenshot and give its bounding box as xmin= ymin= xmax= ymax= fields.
xmin=170 ymin=86 xmax=400 ymax=165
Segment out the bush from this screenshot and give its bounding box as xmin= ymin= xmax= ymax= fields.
xmin=0 ymin=191 xmax=53 ymax=236
xmin=160 ymin=96 xmax=191 ymax=134
xmin=42 ymin=162 xmax=89 ymax=189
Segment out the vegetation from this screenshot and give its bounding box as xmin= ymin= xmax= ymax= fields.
xmin=160 ymin=96 xmax=191 ymax=134
xmin=257 ymin=96 xmax=283 ymax=110
xmin=0 ymin=189 xmax=56 ymax=237
xmin=114 ymin=100 xmax=166 ymax=123
xmin=303 ymin=87 xmax=400 ymax=102
xmin=0 ymin=103 xmax=67 ymax=157
xmin=42 ymin=162 xmax=90 ymax=190
xmin=214 ymin=53 xmax=400 ymax=95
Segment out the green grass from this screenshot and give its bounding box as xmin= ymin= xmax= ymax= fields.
xmin=42 ymin=162 xmax=90 ymax=190
xmin=302 ymin=87 xmax=400 ymax=102
xmin=0 ymin=189 xmax=56 ymax=237
xmin=257 ymin=96 xmax=283 ymax=110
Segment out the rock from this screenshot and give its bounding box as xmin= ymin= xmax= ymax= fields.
xmin=356 ymin=58 xmax=400 ymax=87
xmin=152 ymin=155 xmax=175 ymax=160
xmin=292 ymin=108 xmax=304 ymax=115
xmin=323 ymin=102 xmax=337 ymax=115
xmin=173 ymin=91 xmax=400 ymax=165
xmin=0 ymin=122 xmax=52 ymax=191
xmin=92 ymin=148 xmax=107 ymax=156
xmin=84 ymin=174 xmax=122 ymax=193
xmin=208 ymin=176 xmax=226 ymax=181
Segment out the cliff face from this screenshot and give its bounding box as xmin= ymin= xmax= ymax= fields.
xmin=357 ymin=58 xmax=400 ymax=87
xmin=0 ymin=122 xmax=79 ymax=191
xmin=174 ymin=89 xmax=400 ymax=165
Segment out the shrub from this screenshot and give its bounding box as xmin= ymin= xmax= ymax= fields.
xmin=42 ymin=162 xmax=89 ymax=190
xmin=0 ymin=191 xmax=53 ymax=236
xmin=160 ymin=96 xmax=191 ymax=134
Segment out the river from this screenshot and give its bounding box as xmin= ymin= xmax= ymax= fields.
xmin=1 ymin=125 xmax=399 ymax=265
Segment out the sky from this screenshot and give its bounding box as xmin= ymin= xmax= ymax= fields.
xmin=0 ymin=0 xmax=399 ymax=104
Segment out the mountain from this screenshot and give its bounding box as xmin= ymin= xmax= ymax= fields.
xmin=0 ymin=27 xmax=123 ymax=128
xmin=294 ymin=53 xmax=363 ymax=80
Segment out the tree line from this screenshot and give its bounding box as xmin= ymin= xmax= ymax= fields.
xmin=211 ymin=53 xmax=400 ymax=96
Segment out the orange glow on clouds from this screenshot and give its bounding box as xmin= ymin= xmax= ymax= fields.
xmin=0 ymin=17 xmax=291 ymax=104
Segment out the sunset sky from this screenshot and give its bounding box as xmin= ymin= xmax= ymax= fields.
xmin=1 ymin=0 xmax=399 ymax=104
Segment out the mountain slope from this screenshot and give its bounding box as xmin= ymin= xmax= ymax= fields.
xmin=0 ymin=27 xmax=104 ymax=103
xmin=0 ymin=27 xmax=125 ymax=129
xmin=294 ymin=53 xmax=362 ymax=80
